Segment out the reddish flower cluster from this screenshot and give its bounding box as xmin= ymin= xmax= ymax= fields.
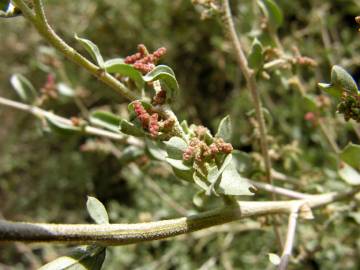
xmin=40 ymin=74 xmax=57 ymax=99
xmin=125 ymin=44 xmax=167 ymax=74
xmin=133 ymin=101 xmax=159 ymax=137
xmin=183 ymin=137 xmax=233 ymax=163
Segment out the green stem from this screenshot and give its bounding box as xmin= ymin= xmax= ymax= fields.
xmin=12 ymin=0 xmax=138 ymax=101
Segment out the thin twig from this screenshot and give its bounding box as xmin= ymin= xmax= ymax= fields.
xmin=318 ymin=118 xmax=340 ymax=154
xmin=221 ymin=0 xmax=282 ymax=248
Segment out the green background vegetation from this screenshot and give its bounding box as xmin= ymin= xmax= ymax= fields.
xmin=0 ymin=0 xmax=359 ymax=269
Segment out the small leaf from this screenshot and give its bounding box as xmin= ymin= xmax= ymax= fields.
xmin=258 ymin=0 xmax=283 ymax=30
xmin=172 ymin=167 xmax=194 ymax=182
xmin=318 ymin=83 xmax=342 ymax=99
xmin=57 ymin=83 xmax=75 ymax=97
xmin=164 ymin=137 xmax=188 ymax=159
xmin=75 ymin=34 xmax=105 ymax=68
xmin=193 ymin=190 xmax=207 ymax=208
xmin=340 ymin=143 xmax=360 ymax=169
xmin=86 ymin=196 xmax=109 ymax=224
xmin=331 ymin=65 xmax=358 ymax=94
xmin=193 ymin=172 xmax=210 ymax=191
xmin=39 ymin=246 xmax=106 ymax=270
xmin=143 ymin=65 xmax=179 ymax=102
xmin=215 ymin=115 xmax=232 ymax=142
xmin=145 ymin=138 xmax=167 ymax=161
xmin=10 ymin=74 xmax=37 ymax=103
xmin=90 ymin=111 xmax=121 ymax=133
xmin=248 ymin=39 xmax=264 ymax=70
xmin=339 ymin=163 xmax=360 ymax=186
xmin=0 ymin=2 xmax=21 ymax=18
xmin=104 ymin=59 xmax=144 ymax=90
xmin=218 ymin=159 xmax=254 ymax=196
xmin=166 ymin=158 xmax=192 ymax=171
xmin=119 ymin=119 xmax=145 ymax=137
xmin=268 ymin=253 xmax=281 ymax=265
xmin=46 ymin=115 xmax=81 ymax=136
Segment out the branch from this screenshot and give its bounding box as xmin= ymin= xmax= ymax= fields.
xmin=221 ymin=0 xmax=282 ymax=247
xmin=12 ymin=0 xmax=138 ymax=101
xmin=0 ymin=187 xmax=358 ymax=245
xmin=0 ymin=96 xmax=142 ymax=146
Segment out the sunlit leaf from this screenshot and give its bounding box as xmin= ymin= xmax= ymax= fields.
xmin=10 ymin=74 xmax=37 ymax=104
xmin=86 ymin=196 xmax=109 ymax=224
xmin=215 ymin=115 xmax=232 ymax=142
xmin=339 ymin=163 xmax=360 ymax=186
xmin=331 ymin=65 xmax=358 ymax=94
xmin=75 ymin=34 xmax=105 ymax=68
xmin=39 ymin=246 xmax=106 ymax=270
xmin=143 ymin=65 xmax=179 ymax=102
xmin=104 ymin=59 xmax=144 ymax=90
xmin=164 ymin=137 xmax=188 ymax=159
xmin=45 ymin=115 xmax=81 ymax=136
xmin=145 ymin=138 xmax=167 ymax=161
xmin=268 ymin=253 xmax=281 ymax=265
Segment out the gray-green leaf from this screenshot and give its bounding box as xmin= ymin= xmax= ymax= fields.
xmin=39 ymin=246 xmax=106 ymax=270
xmin=10 ymin=74 xmax=37 ymax=104
xmin=338 ymin=163 xmax=360 ymax=186
xmin=46 ymin=115 xmax=81 ymax=136
xmin=86 ymin=196 xmax=109 ymax=224
xmin=104 ymin=59 xmax=144 ymax=90
xmin=164 ymin=137 xmax=188 ymax=159
xmin=331 ymin=65 xmax=358 ymax=94
xmin=75 ymin=34 xmax=105 ymax=69
xmin=258 ymin=0 xmax=283 ymax=30
xmin=215 ymin=115 xmax=232 ymax=142
xmin=119 ymin=119 xmax=145 ymax=137
xmin=90 ymin=111 xmax=121 ymax=133
xmin=340 ymin=143 xmax=360 ymax=169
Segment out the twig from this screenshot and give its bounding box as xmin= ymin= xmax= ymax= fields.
xmin=221 ymin=0 xmax=282 ymax=248
xmin=0 ymin=96 xmax=141 ymax=144
xmin=12 ymin=0 xmax=138 ymax=101
xmin=318 ymin=118 xmax=340 ymax=154
xmin=249 ymin=180 xmax=310 ymax=199
xmin=0 ymin=186 xmax=358 ymax=245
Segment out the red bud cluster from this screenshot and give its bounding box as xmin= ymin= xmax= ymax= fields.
xmin=124 ymin=44 xmax=167 ymax=74
xmin=133 ymin=101 xmax=159 ymax=137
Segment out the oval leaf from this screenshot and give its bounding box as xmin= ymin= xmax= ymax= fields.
xmin=164 ymin=137 xmax=188 ymax=159
xmin=90 ymin=111 xmax=121 ymax=133
xmin=104 ymin=59 xmax=144 ymax=90
xmin=215 ymin=115 xmax=232 ymax=142
xmin=86 ymin=196 xmax=109 ymax=224
xmin=258 ymin=0 xmax=283 ymax=30
xmin=39 ymin=246 xmax=106 ymax=270
xmin=339 ymin=163 xmax=360 ymax=186
xmin=145 ymin=138 xmax=167 ymax=161
xmin=46 ymin=115 xmax=81 ymax=136
xmin=248 ymin=39 xmax=264 ymax=70
xmin=10 ymin=74 xmax=37 ymax=104
xmin=143 ymin=65 xmax=179 ymax=102
xmin=75 ymin=34 xmax=105 ymax=68
xmin=166 ymin=158 xmax=192 ymax=171
xmin=331 ymin=65 xmax=358 ymax=94
xmin=119 ymin=119 xmax=145 ymax=137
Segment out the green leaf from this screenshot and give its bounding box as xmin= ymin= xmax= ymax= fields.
xmin=86 ymin=196 xmax=109 ymax=224
xmin=232 ymin=150 xmax=252 ymax=174
xmin=318 ymin=83 xmax=342 ymax=99
xmin=0 ymin=2 xmax=21 ymax=18
xmin=258 ymin=0 xmax=283 ymax=30
xmin=0 ymin=1 xmax=10 ymax=12
xmin=248 ymin=39 xmax=264 ymax=70
xmin=215 ymin=115 xmax=232 ymax=142
xmin=143 ymin=65 xmax=179 ymax=102
xmin=46 ymin=115 xmax=81 ymax=136
xmin=193 ymin=190 xmax=207 ymax=208
xmin=10 ymin=74 xmax=37 ymax=103
xmin=104 ymin=59 xmax=144 ymax=90
xmin=218 ymin=159 xmax=254 ymax=196
xmin=338 ymin=163 xmax=360 ymax=186
xmin=39 ymin=246 xmax=106 ymax=270
xmin=172 ymin=167 xmax=194 ymax=182
xmin=166 ymin=158 xmax=192 ymax=171
xmin=164 ymin=137 xmax=188 ymax=159
xmin=89 ymin=111 xmax=121 ymax=133
xmin=340 ymin=143 xmax=360 ymax=169
xmin=303 ymin=94 xmax=318 ymax=112
xmin=57 ymin=83 xmax=75 ymax=97
xmin=268 ymin=253 xmax=281 ymax=266
xmin=331 ymin=65 xmax=358 ymax=94
xmin=75 ymin=34 xmax=105 ymax=68
xmin=119 ymin=119 xmax=145 ymax=137
xmin=145 ymin=138 xmax=167 ymax=161
xmin=193 ymin=172 xmax=210 ymax=191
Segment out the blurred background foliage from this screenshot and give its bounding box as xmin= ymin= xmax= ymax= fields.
xmin=0 ymin=0 xmax=360 ymax=269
